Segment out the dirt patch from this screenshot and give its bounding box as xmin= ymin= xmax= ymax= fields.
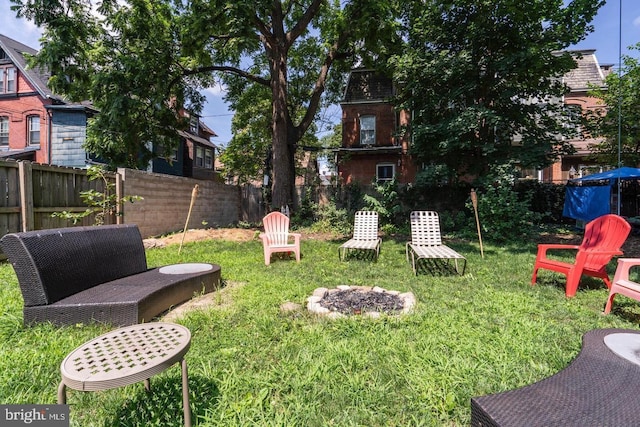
xmin=144 ymin=227 xmax=341 ymax=248
xmin=144 ymin=228 xmax=260 ymax=248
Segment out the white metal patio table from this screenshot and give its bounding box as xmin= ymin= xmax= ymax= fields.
xmin=57 ymin=322 xmax=192 ymax=426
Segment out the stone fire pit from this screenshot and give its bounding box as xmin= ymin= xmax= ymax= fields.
xmin=307 ymin=285 xmax=416 ymax=319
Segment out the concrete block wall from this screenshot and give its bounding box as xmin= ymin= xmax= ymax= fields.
xmin=119 ymin=168 xmax=240 ymax=238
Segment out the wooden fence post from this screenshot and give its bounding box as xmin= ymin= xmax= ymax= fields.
xmin=18 ymin=161 xmax=34 ymax=232
xmin=116 ymin=170 xmax=123 ymax=224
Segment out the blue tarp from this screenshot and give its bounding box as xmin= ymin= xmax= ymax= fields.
xmin=562 ymin=185 xmax=611 ymax=222
xmin=571 ymin=167 xmax=640 ymax=183
xmin=563 ymin=167 xmax=640 ymax=221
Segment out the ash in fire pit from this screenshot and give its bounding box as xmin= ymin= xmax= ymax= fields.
xmin=307 ymin=285 xmax=416 ymax=318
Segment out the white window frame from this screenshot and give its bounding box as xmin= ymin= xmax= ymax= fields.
xmin=27 ymin=115 xmax=40 ymax=146
xmin=195 ymin=146 xmax=204 ymax=167
xmin=360 ymin=115 xmax=376 ymax=146
xmin=189 ymin=116 xmax=199 ymax=134
xmin=0 ymin=66 xmax=16 ymax=93
xmin=376 ymin=163 xmax=395 ymax=182
xmin=0 ymin=116 xmax=8 ymax=146
xmin=204 ymin=148 xmax=213 ymax=169
xmin=564 ymin=104 xmax=583 ymax=139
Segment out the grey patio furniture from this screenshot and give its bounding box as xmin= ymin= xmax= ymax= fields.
xmin=471 ymin=328 xmax=640 ymax=426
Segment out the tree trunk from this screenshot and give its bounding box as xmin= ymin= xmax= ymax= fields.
xmin=270 ymin=47 xmax=295 ymax=211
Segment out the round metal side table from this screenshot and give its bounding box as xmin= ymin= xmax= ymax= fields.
xmin=58 ymin=322 xmax=192 ymax=426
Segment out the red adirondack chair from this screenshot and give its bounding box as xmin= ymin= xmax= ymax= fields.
xmin=531 ymin=214 xmax=631 ymax=297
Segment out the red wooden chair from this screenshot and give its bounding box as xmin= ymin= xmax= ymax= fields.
xmin=531 ymin=214 xmax=631 ymax=297
xmin=260 ymin=211 xmax=301 ymax=266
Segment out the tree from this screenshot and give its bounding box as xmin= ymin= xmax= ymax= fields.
xmin=12 ymin=0 xmax=401 ymax=210
xmin=393 ymin=0 xmax=604 ymax=182
xmin=586 ymin=43 xmax=640 ymax=167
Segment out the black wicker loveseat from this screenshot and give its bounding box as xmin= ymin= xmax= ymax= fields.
xmin=1 ymin=224 xmax=221 ymax=327
xmin=471 ymin=328 xmax=640 ymax=426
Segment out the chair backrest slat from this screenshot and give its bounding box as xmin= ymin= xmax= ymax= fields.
xmin=410 ymin=211 xmax=443 ymax=246
xmin=262 ymin=211 xmax=291 ymax=245
xmin=579 ymin=214 xmax=631 ymax=270
xmin=352 ymin=211 xmax=379 ymax=241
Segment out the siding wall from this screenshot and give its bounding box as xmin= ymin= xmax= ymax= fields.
xmin=49 ymin=110 xmax=88 ymax=168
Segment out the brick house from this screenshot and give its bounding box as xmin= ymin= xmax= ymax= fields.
xmin=338 ymin=51 xmax=610 ymax=185
xmin=537 ymin=49 xmax=612 ymax=183
xmin=0 ymin=33 xmax=218 ymax=179
xmin=0 ymin=33 xmax=98 ymax=165
xmin=336 ymin=69 xmax=415 ymax=185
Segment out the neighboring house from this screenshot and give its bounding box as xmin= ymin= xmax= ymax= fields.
xmin=338 ymin=51 xmax=611 ymax=185
xmin=538 ymin=49 xmax=612 ymax=182
xmin=0 ymin=33 xmax=218 ymax=179
xmin=0 ymin=33 xmax=98 ymax=167
xmin=336 ymin=69 xmax=415 ymax=185
xmin=153 ymin=112 xmax=219 ymax=180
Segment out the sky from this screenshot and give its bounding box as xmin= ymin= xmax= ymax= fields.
xmin=1 ymin=0 xmax=639 ymax=147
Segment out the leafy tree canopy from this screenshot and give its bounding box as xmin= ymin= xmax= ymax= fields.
xmin=393 ymin=0 xmax=604 ymax=183
xmin=586 ymin=43 xmax=640 ymax=167
xmin=12 ymin=0 xmax=402 ymax=209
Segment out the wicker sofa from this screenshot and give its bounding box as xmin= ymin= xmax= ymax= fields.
xmin=471 ymin=328 xmax=640 ymax=426
xmin=1 ymin=224 xmax=221 ymax=327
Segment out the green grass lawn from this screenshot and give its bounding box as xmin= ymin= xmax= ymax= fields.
xmin=1 ymin=232 xmax=639 ymax=426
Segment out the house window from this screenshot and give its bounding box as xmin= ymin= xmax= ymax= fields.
xmin=360 ymin=115 xmax=376 ymax=146
xmin=0 ymin=66 xmax=16 ymax=93
xmin=27 ymin=115 xmax=40 ymax=146
xmin=195 ymin=146 xmax=204 ymax=167
xmin=564 ymin=104 xmax=583 ymax=139
xmin=204 ymin=148 xmax=213 ymax=169
xmin=376 ymin=163 xmax=395 ymax=182
xmin=189 ymin=116 xmax=199 ymax=134
xmin=0 ymin=117 xmax=8 ymax=146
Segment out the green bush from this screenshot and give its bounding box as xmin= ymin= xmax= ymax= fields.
xmin=308 ymin=202 xmax=353 ymax=235
xmin=515 ymin=180 xmax=567 ymax=223
xmin=362 ymin=179 xmax=405 ymax=227
xmin=468 ymin=182 xmax=542 ymax=243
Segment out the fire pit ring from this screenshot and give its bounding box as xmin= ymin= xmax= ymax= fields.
xmin=307 ymin=285 xmax=416 ymax=319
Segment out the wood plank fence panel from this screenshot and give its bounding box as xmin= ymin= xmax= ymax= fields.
xmin=0 ymin=164 xmax=20 ymax=235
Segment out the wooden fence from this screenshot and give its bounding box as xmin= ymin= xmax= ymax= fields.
xmin=0 ymin=159 xmax=245 ymax=240
xmin=0 ymin=160 xmax=116 ymax=237
xmin=0 ymin=159 xmax=334 ymax=241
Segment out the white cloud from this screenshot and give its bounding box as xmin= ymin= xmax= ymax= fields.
xmin=203 ymin=82 xmax=227 ymax=98
xmin=0 ymin=2 xmax=43 ymax=48
xmin=634 ymin=15 xmax=640 ymax=27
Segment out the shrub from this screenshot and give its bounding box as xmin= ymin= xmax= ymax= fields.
xmin=362 ymin=179 xmax=405 ymax=227
xmin=467 ymin=165 xmax=542 ymax=243
xmin=51 ymin=165 xmax=142 ymax=226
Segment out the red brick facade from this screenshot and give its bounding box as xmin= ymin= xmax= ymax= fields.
xmin=340 ymin=53 xmax=610 ymax=186
xmin=0 ymin=66 xmax=51 ymax=163
xmin=337 ymin=71 xmax=415 ymax=185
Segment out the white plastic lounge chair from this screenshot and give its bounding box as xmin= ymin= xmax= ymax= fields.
xmin=406 ymin=211 xmax=466 ymax=275
xmin=339 ymin=211 xmax=382 ymax=261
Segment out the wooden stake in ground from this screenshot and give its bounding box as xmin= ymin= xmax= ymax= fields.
xmin=470 ymin=189 xmax=484 ymax=258
xmin=179 ymin=184 xmax=199 ymax=254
